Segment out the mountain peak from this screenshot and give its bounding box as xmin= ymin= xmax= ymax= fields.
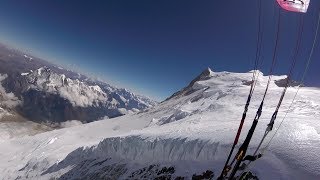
xmin=200 ymin=67 xmax=213 ymax=78
xmin=190 ymin=67 xmax=214 ymax=86
xmin=165 ymin=68 xmax=214 ymax=101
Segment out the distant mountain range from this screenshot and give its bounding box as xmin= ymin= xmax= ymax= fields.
xmin=0 ymin=43 xmax=157 ymax=126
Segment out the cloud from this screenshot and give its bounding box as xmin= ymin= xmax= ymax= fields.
xmin=59 ymin=120 xmax=83 ymax=128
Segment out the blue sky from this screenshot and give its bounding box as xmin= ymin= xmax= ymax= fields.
xmin=0 ymin=0 xmax=319 ymax=100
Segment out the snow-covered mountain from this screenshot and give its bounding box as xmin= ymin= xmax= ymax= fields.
xmin=22 ymin=66 xmax=157 ymax=109
xmin=0 ymin=44 xmax=157 ymax=125
xmin=1 ymin=68 xmax=319 ymax=179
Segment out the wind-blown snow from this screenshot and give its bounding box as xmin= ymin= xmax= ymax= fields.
xmin=0 ymin=70 xmax=319 ymax=179
xmin=59 ymin=120 xmax=83 ymax=128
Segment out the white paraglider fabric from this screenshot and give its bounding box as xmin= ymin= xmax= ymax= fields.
xmin=277 ymin=0 xmax=310 ymax=13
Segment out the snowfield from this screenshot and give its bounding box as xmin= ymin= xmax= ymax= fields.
xmin=0 ymin=69 xmax=319 ymax=179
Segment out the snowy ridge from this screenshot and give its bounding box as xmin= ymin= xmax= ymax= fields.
xmin=24 ymin=67 xmax=108 ymax=107
xmin=75 ymin=136 xmax=218 ymax=163
xmin=112 ymin=88 xmax=158 ymax=109
xmin=22 ymin=67 xmax=157 ymax=109
xmin=38 ymin=136 xmax=219 ymax=179
xmin=0 ymin=69 xmax=319 ymax=179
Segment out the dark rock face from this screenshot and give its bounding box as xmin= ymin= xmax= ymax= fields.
xmin=47 ymin=158 xmax=215 ymax=180
xmin=128 ymin=165 xmax=176 ymax=179
xmin=192 ymin=170 xmax=214 ymax=180
xmin=16 ymin=90 xmax=122 ymax=123
xmin=274 ymin=77 xmax=302 ymax=87
xmin=1 ymin=73 xmax=30 ymax=98
xmin=166 ymin=68 xmax=214 ymax=101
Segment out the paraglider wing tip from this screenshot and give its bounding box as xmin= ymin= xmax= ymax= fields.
xmin=276 ymin=0 xmax=310 ymax=13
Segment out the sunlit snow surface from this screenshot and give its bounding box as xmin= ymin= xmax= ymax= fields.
xmin=0 ymin=70 xmax=319 ymax=179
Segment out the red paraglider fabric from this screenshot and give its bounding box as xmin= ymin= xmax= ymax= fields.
xmin=277 ymin=0 xmax=310 ymax=13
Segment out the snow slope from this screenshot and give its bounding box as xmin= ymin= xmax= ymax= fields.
xmin=0 ymin=69 xmax=319 ymax=179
